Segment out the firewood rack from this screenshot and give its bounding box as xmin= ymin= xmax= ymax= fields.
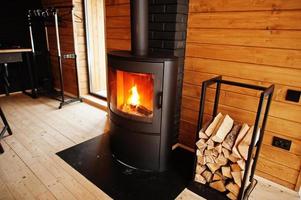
xmin=191 ymin=76 xmax=274 ymax=200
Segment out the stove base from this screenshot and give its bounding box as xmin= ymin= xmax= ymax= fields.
xmin=57 ymin=133 xmax=194 ymax=200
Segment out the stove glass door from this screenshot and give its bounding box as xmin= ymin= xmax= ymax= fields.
xmin=109 ymin=68 xmax=154 ymax=123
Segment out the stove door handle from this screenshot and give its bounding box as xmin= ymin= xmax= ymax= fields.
xmin=157 ymin=92 xmax=163 ymax=108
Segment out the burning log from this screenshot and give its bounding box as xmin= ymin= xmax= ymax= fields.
xmin=137 ymin=105 xmax=153 ymax=116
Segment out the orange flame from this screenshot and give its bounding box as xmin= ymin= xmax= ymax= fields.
xmin=127 ymin=85 xmax=140 ymax=106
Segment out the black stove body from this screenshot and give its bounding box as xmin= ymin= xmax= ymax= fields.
xmin=107 ymin=0 xmax=178 ymax=172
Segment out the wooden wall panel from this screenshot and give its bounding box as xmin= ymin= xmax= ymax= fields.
xmin=105 ymin=1 xmax=131 ymax=51
xmin=181 ymin=0 xmax=301 ymax=190
xmin=189 ymin=0 xmax=301 ymax=12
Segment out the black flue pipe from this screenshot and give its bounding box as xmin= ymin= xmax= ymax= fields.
xmin=130 ymin=0 xmax=148 ymax=56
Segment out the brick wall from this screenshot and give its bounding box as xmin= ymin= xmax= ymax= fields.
xmin=149 ymin=0 xmax=189 ymax=144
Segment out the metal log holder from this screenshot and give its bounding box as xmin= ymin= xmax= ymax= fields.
xmin=192 ymin=76 xmax=274 ymax=200
xmin=28 ymin=7 xmax=82 ymax=109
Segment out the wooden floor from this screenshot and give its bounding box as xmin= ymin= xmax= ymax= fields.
xmin=0 ymin=94 xmax=299 ymax=200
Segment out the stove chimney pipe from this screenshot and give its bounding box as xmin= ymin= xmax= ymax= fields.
xmin=131 ymin=0 xmax=148 ymax=56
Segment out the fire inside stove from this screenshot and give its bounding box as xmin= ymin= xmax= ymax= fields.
xmin=109 ymin=68 xmax=154 ymax=122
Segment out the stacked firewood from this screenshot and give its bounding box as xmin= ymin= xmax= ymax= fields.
xmin=194 ymin=113 xmax=260 ymax=200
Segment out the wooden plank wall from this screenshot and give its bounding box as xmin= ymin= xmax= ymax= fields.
xmin=105 ymin=0 xmax=131 ymax=51
xmin=42 ymin=0 xmax=79 ymax=96
xmin=180 ymin=0 xmax=301 ymax=190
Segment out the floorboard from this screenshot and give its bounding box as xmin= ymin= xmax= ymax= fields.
xmin=0 ymin=94 xmax=299 ymax=200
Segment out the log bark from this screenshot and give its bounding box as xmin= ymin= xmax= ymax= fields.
xmin=222 ymin=124 xmax=241 ymax=150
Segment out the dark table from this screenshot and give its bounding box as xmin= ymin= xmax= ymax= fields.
xmin=0 ymin=48 xmax=37 ymax=98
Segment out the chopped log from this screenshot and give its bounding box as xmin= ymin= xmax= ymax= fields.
xmin=196 ymin=165 xmax=206 ymax=175
xmin=212 ymin=172 xmax=222 ymax=181
xmin=231 ymin=171 xmax=242 ymax=187
xmin=227 ymin=192 xmax=237 ymax=200
xmin=211 ymin=115 xmax=234 ymax=143
xmin=228 ymin=154 xmax=239 ymax=163
xmin=216 ymin=154 xmax=228 ymax=166
xmin=222 ymin=166 xmax=232 ymax=179
xmin=222 ymin=148 xmax=230 ymax=159
xmin=232 ymin=123 xmax=250 ymax=158
xmin=212 ymin=149 xmax=219 ymax=158
xmin=209 ymin=181 xmax=226 ymax=192
xmin=207 ymin=163 xmax=221 ymax=174
xmin=226 ymin=182 xmax=240 ymax=197
xmin=238 ymin=126 xmax=260 ymax=160
xmin=197 ymin=155 xmax=206 ymax=166
xmin=202 ymin=170 xmax=213 ymax=183
xmin=206 ymin=139 xmax=215 ymax=147
xmin=230 ymin=164 xmax=241 ymax=172
xmin=204 ymin=149 xmax=212 ymax=156
xmin=195 ymin=174 xmax=206 ymax=184
xmin=222 ymin=124 xmax=241 ymax=150
xmin=205 ymin=113 xmax=224 ymax=137
xmin=199 ymin=130 xmax=209 ymax=139
xmin=215 ymin=144 xmax=222 ymax=154
xmin=237 ymin=160 xmax=245 ymax=170
xmin=196 ymin=139 xmax=206 ymax=150
xmin=207 ymin=145 xmax=215 ymax=150
xmin=205 ymin=155 xmax=215 ymax=164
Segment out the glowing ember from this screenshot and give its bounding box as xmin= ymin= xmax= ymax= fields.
xmin=127 ymin=85 xmax=140 ymax=106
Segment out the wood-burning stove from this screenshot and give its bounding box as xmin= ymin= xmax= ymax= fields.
xmin=107 ymin=0 xmax=178 ymax=172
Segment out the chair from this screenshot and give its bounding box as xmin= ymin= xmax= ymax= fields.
xmin=0 ymin=107 xmax=12 ymax=153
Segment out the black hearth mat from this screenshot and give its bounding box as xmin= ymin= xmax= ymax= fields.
xmin=56 ymin=133 xmax=195 ymax=200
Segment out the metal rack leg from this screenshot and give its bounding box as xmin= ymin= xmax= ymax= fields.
xmin=0 ymin=108 xmax=12 ymax=135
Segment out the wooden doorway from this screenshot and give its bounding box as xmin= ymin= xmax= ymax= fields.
xmin=84 ymin=0 xmax=107 ymax=98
